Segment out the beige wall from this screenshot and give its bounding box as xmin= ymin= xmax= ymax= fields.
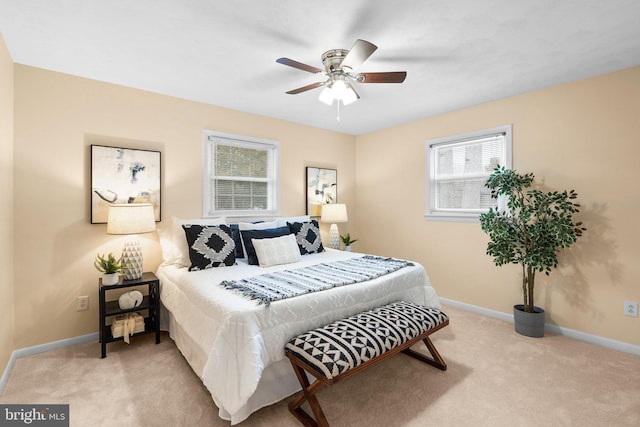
xmin=0 ymin=35 xmax=15 ymax=375
xmin=356 ymin=66 xmax=640 ymax=345
xmin=12 ymin=65 xmax=355 ymax=349
xmin=7 ymin=59 xmax=640 ymax=356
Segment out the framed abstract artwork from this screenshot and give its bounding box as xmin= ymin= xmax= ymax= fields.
xmin=306 ymin=167 xmax=337 ymax=217
xmin=91 ymin=145 xmax=161 ymax=224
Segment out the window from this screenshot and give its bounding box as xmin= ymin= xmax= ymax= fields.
xmin=203 ymin=130 xmax=279 ymax=218
xmin=425 ymin=125 xmax=512 ymax=222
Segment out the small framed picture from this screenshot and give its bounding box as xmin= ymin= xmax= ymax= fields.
xmin=91 ymin=145 xmax=161 ymax=224
xmin=306 ymin=167 xmax=337 ymax=217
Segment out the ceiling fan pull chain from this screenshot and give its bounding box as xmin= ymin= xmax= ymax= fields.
xmin=336 ymin=100 xmax=341 ymax=123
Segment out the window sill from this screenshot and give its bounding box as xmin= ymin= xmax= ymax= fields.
xmin=424 ymin=213 xmax=481 ymax=223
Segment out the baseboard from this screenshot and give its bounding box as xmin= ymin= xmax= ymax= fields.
xmin=0 ymin=332 xmax=98 ymax=395
xmin=3 ymin=300 xmax=639 ymax=394
xmin=439 ymin=297 xmax=640 ymax=356
xmin=0 ymin=354 xmax=15 ymax=397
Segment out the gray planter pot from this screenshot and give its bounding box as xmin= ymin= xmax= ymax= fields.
xmin=513 ymin=304 xmax=545 ymax=338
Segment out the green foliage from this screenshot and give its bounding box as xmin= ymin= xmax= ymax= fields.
xmin=94 ymin=253 xmax=124 ymax=274
xmin=340 ymin=233 xmax=358 ymax=246
xmin=479 ymin=166 xmax=586 ymax=313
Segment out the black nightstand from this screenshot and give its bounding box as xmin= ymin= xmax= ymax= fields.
xmin=98 ymin=271 xmax=160 ymax=358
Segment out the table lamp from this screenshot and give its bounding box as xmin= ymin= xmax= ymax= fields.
xmin=107 ymin=203 xmax=156 ymax=280
xmin=321 ymin=203 xmax=348 ymax=250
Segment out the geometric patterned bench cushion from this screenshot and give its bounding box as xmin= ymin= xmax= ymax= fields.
xmin=285 ymin=301 xmax=448 ymax=380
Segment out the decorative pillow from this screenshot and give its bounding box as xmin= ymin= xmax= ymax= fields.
xmin=287 ymin=220 xmax=324 ymax=255
xmin=157 ymin=227 xmax=175 ymax=265
xmin=240 ymin=226 xmax=291 ymax=265
xmin=228 ymin=224 xmax=245 ymax=259
xmin=172 ymin=216 xmax=226 ymax=267
xmin=237 ymin=218 xmax=285 ymax=232
xmin=238 ymin=219 xmax=286 ymax=259
xmin=252 ymin=234 xmax=302 ymax=268
xmin=282 ymin=215 xmax=311 ymax=224
xmin=182 ymin=224 xmax=236 ymax=271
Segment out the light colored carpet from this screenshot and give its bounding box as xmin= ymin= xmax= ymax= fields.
xmin=1 ymin=305 xmax=639 ymax=426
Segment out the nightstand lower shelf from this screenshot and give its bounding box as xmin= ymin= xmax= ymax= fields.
xmin=102 ymin=316 xmax=158 ymax=343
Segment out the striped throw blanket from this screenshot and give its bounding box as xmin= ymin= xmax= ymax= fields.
xmin=220 ymin=255 xmax=413 ymax=306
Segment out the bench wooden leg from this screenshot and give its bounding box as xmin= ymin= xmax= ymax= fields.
xmin=401 ymin=336 xmax=448 ymax=371
xmin=288 ymin=359 xmax=330 ymax=427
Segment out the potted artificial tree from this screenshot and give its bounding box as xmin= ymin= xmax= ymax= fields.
xmin=479 ymin=166 xmax=585 ymax=337
xmin=94 ymin=253 xmax=124 ymax=285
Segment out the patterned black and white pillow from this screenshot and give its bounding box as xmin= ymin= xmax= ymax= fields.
xmin=287 ymin=220 xmax=324 ymax=255
xmin=182 ymin=224 xmax=236 ymax=271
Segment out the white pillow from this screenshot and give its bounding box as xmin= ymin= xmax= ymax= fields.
xmin=252 ymin=234 xmax=301 ymax=268
xmin=237 ymin=218 xmax=285 ymax=231
xmin=283 ymin=215 xmax=311 ymax=224
xmin=171 ymin=216 xmax=226 ymax=267
xmin=157 ymin=227 xmax=175 ymax=265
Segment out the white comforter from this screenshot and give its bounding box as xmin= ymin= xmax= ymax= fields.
xmin=157 ymin=249 xmax=440 ymax=424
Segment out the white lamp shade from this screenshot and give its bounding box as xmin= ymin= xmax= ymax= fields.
xmin=107 ymin=204 xmax=156 ymax=235
xmin=320 ymin=203 xmax=348 ymax=223
xmin=341 ymin=84 xmax=359 ymax=105
xmin=318 ymin=87 xmax=334 ymax=105
xmin=331 ymin=79 xmax=348 ymax=99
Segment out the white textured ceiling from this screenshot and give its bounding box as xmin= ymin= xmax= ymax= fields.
xmin=1 ymin=0 xmax=639 ymax=135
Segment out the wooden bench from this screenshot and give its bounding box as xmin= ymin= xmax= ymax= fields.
xmin=284 ymin=301 xmax=449 ymax=427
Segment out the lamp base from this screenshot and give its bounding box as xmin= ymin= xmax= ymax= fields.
xmin=122 ymin=235 xmax=143 ymax=280
xmin=328 ymin=223 xmax=340 ymax=250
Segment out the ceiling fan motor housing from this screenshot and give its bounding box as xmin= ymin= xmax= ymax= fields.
xmin=321 ymin=49 xmax=350 ymax=72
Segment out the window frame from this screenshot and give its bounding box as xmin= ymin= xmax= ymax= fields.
xmin=424 ymin=125 xmax=512 ymax=223
xmin=202 ymin=130 xmax=280 ymax=218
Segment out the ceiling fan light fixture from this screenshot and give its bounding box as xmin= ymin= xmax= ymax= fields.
xmin=331 ymin=78 xmax=349 ymax=100
xmin=341 ymin=84 xmax=359 ymax=105
xmin=318 ymin=86 xmax=334 ymax=105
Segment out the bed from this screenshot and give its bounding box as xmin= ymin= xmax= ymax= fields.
xmin=156 ymin=216 xmax=442 ymax=424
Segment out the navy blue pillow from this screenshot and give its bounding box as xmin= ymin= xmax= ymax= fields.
xmin=182 ymin=224 xmax=236 ymax=271
xmin=241 ymin=226 xmax=291 ymax=265
xmin=228 ymin=224 xmax=245 ymax=259
xmin=288 ymin=220 xmax=324 ymax=255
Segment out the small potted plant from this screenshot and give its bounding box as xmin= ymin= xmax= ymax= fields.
xmin=479 ymin=166 xmax=585 ymax=337
xmin=340 ymin=233 xmax=358 ymax=252
xmin=94 ymin=253 xmax=124 ymax=285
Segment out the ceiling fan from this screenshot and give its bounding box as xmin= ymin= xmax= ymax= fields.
xmin=276 ymin=39 xmax=407 ymax=106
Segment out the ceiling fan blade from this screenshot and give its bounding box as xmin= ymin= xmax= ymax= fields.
xmin=340 ymin=39 xmax=377 ymax=71
xmin=285 ymin=81 xmax=326 ymax=94
xmin=356 ymin=71 xmax=407 ymax=83
xmin=276 ymin=57 xmax=324 ymax=74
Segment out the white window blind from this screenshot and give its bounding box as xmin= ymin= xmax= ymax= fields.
xmin=425 ymin=125 xmax=512 ymax=222
xmin=203 ymin=131 xmax=279 ymax=217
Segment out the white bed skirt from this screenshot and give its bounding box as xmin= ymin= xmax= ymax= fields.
xmin=162 ymin=304 xmax=302 ymax=423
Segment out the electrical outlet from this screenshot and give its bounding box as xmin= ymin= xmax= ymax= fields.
xmin=624 ymin=301 xmax=638 ymax=317
xmin=76 ymin=296 xmax=89 ymax=311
